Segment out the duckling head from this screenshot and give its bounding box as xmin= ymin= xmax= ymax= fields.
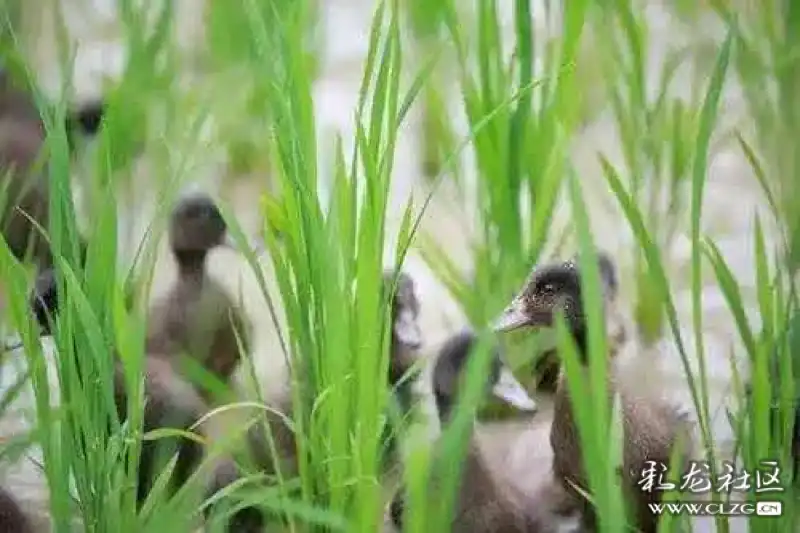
xmin=67 ymin=99 xmax=106 ymax=136
xmin=169 ymin=193 xmax=230 ymax=262
xmin=383 ymin=270 xmax=423 ymax=383
xmin=384 ymin=270 xmax=422 ymax=349
xmin=433 ymin=329 xmax=537 ymax=424
xmin=491 ymin=252 xmax=618 ymax=358
xmin=27 ymin=239 xmax=91 ymax=335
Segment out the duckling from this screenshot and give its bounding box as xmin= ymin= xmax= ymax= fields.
xmin=203 ymin=457 xmax=267 ymax=533
xmin=122 ymin=355 xmax=208 ymax=506
xmin=384 ymin=269 xmax=423 ymax=394
xmin=391 ymin=329 xmax=559 ymax=533
xmin=145 ymin=193 xmax=252 ymax=398
xmin=493 ymin=254 xmax=691 ymax=533
xmin=431 ymin=330 xmax=538 ymax=421
xmin=0 ymin=486 xmax=33 ymax=533
xmin=203 ymin=408 xmax=297 ymax=533
xmin=206 ymin=270 xmax=425 ymax=532
xmin=381 ymin=269 xmax=424 ymax=461
xmin=0 ymin=68 xmax=102 ymax=270
xmin=29 ymin=267 xmax=207 ymax=507
xmin=0 ymin=68 xmax=105 ymax=151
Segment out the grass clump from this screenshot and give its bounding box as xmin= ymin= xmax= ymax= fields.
xmin=418 ymin=0 xmax=589 ymax=383
xmin=715 ymin=1 xmax=800 ymax=274
xmin=589 ymin=2 xmax=705 ymax=345
xmin=403 ymin=0 xmax=456 ymax=180
xmin=711 ymin=7 xmax=800 ymax=505
xmin=216 ymin=0 xmax=437 ymax=530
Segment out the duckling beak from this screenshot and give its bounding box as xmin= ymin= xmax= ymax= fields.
xmin=492 ymin=366 xmax=537 ymax=412
xmin=492 ymin=299 xmax=531 ymax=333
xmin=393 ymin=309 xmax=423 ymax=350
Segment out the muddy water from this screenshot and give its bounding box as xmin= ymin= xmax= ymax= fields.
xmin=1 ymin=1 xmax=775 ymax=532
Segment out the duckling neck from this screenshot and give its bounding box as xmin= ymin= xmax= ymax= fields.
xmin=570 ymin=317 xmax=628 ymax=364
xmin=174 ymin=250 xmax=208 ymax=282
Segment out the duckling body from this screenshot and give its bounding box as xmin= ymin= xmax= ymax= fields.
xmin=494 ymin=254 xmax=692 ymax=533
xmin=214 ymin=385 xmax=297 ymax=486
xmin=114 ymin=354 xmax=208 ymax=505
xmin=440 ymin=433 xmax=576 ymax=533
xmin=392 ymin=329 xmax=561 ymax=533
xmin=30 ymin=267 xmax=208 ymax=507
xmin=0 ymin=486 xmax=33 ymax=533
xmin=147 ymin=271 xmax=248 ymax=383
xmin=0 ymin=69 xmax=102 ymax=269
xmin=204 ymin=401 xmax=297 ymax=533
xmin=204 ymin=458 xmax=266 ymax=533
xmin=146 ymin=194 xmax=252 ymax=395
xmin=550 ymin=371 xmax=691 ymax=532
xmin=0 ymin=112 xmax=50 ymax=268
xmin=443 ymin=441 xmax=545 ymax=533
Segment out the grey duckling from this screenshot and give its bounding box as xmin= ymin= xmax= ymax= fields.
xmin=0 ymin=68 xmax=103 ymax=270
xmin=145 ymin=193 xmax=252 ymax=399
xmin=381 ymin=269 xmax=424 ymax=461
xmin=0 ymin=486 xmax=33 ymax=533
xmin=385 ymin=269 xmax=423 ymax=389
xmin=493 ymin=254 xmax=692 ymax=533
xmin=30 ymin=267 xmax=207 ymax=507
xmin=391 ymin=329 xmax=555 ymax=533
xmin=206 ymin=269 xmax=426 ymax=532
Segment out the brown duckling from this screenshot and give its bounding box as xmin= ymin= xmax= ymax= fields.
xmin=391 ymin=328 xmax=557 ymax=533
xmin=30 ymin=267 xmax=207 ymax=507
xmin=121 ymin=355 xmax=208 ymax=506
xmin=0 ymin=67 xmax=103 ymax=270
xmin=493 ymin=254 xmax=692 ymax=533
xmin=145 ymin=193 xmax=252 ymax=399
xmin=206 ymin=269 xmax=426 ymax=532
xmin=203 ymin=457 xmax=267 ymax=533
xmin=0 ymin=486 xmax=34 ymax=533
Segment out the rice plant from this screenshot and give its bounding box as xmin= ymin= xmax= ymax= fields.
xmin=203 ymin=0 xmax=310 ymax=180
xmin=602 ymin=17 xmax=800 ymax=533
xmin=403 ymin=0 xmax=457 ymax=180
xmin=589 ymin=1 xmax=705 ymax=345
xmin=418 ymin=0 xmax=589 ymax=383
xmin=711 ymin=0 xmax=800 ymax=275
xmin=0 ymin=0 xmax=20 ymax=51
xmin=214 ymin=0 xmax=442 ymax=530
